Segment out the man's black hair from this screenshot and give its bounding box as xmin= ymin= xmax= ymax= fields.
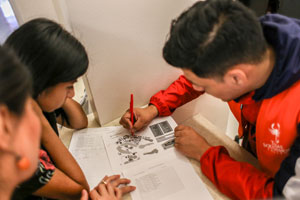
xmin=163 ymin=0 xmax=267 ymax=78
xmin=4 ymin=18 xmax=88 ymax=98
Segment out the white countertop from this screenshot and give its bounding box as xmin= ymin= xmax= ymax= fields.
xmin=59 ymin=113 xmax=259 ymax=200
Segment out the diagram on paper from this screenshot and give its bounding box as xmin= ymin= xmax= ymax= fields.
xmin=115 ymin=134 xmax=157 ymax=165
xmin=102 ymin=119 xmax=177 ymax=171
xmin=149 ymin=120 xmax=175 ymax=150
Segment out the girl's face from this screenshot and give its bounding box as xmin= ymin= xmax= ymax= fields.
xmin=2 ymin=98 xmax=42 ymax=185
xmin=14 ymin=98 xmax=41 ymax=181
xmin=37 ymin=81 xmax=76 ymax=112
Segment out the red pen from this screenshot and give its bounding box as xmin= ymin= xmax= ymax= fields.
xmin=130 ymin=94 xmax=134 ymax=136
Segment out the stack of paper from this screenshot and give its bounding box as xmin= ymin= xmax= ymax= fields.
xmin=69 ymin=116 xmax=212 ymax=200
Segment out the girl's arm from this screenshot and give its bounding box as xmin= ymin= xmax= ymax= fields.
xmin=32 ymin=100 xmax=90 ymax=198
xmin=33 ymin=168 xmax=87 ymax=200
xmin=56 ymin=98 xmax=88 ymax=129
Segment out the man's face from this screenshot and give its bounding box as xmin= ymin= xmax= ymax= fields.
xmin=183 ymin=69 xmax=248 ymax=101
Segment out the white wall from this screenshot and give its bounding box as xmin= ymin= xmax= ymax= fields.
xmin=65 ymin=0 xmax=231 ymax=130
xmin=9 ymin=0 xmax=71 ymax=30
xmin=10 ymin=0 xmax=235 ymax=134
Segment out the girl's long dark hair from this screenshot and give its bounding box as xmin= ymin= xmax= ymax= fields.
xmin=4 ymin=18 xmax=89 ymax=99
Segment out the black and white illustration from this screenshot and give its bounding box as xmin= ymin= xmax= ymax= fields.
xmin=115 ymin=135 xmax=155 ymax=165
xmin=102 ymin=117 xmax=178 ymax=172
xmin=149 ymin=120 xmax=175 ymax=149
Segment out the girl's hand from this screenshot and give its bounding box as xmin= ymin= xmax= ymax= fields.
xmin=88 ymin=175 xmax=136 ymax=200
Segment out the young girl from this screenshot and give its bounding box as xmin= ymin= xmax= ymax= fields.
xmin=5 ymin=18 xmax=135 ymax=199
xmin=4 ymin=17 xmax=89 ymax=200
xmin=0 ymin=45 xmax=134 ymax=200
xmin=0 ymin=46 xmax=41 ymax=200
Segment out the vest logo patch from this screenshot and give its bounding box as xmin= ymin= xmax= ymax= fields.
xmin=269 ymin=123 xmax=280 ymax=144
xmin=262 ymin=123 xmax=288 ymax=154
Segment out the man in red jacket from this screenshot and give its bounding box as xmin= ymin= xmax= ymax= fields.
xmin=120 ymin=0 xmax=300 ymax=199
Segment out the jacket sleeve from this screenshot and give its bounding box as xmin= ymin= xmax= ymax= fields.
xmin=149 ymin=75 xmax=204 ymax=116
xmin=273 ymin=124 xmax=300 ymax=200
xmin=200 ymin=146 xmax=274 ymax=200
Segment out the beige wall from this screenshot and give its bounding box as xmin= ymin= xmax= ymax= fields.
xmin=65 ymin=0 xmax=230 ymax=129
xmin=10 ymin=0 xmax=237 ymax=134
xmin=9 ymin=0 xmax=71 ymax=30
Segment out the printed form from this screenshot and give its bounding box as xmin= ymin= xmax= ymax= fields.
xmin=69 ymin=127 xmax=114 ymax=188
xmin=69 ymin=116 xmax=212 ymax=200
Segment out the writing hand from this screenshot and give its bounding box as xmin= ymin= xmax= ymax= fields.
xmin=119 ymin=105 xmax=158 ymax=133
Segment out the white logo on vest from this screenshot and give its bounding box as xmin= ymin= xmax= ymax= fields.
xmin=262 ymin=123 xmax=289 ymax=155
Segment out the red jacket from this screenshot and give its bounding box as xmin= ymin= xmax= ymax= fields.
xmin=149 ymin=75 xmax=300 ymax=199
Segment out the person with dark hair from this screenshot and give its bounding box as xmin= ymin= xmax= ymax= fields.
xmin=0 ymin=45 xmax=41 ymax=200
xmin=5 ymin=18 xmax=135 ymax=199
xmin=4 ymin=17 xmax=89 ymax=130
xmin=120 ymin=0 xmax=300 ymax=199
xmin=3 ymin=18 xmax=90 ymax=200
xmin=0 ymin=45 xmax=134 ymax=200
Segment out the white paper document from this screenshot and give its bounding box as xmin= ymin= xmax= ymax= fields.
xmin=102 ymin=117 xmax=178 ymax=173
xmin=69 ymin=116 xmax=212 ymax=199
xmin=69 ymin=127 xmax=115 ymax=188
xmin=123 ymin=154 xmax=211 ymax=200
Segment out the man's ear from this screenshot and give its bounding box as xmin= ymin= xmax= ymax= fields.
xmin=0 ymin=105 xmax=15 ymax=150
xmin=224 ymin=68 xmax=248 ymax=87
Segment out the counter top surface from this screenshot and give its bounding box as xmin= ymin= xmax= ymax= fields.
xmin=60 ymin=113 xmax=259 ymax=200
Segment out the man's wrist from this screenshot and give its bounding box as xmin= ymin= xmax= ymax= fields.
xmin=148 ymin=104 xmax=159 ymax=119
xmin=197 ymin=144 xmax=211 ymax=160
